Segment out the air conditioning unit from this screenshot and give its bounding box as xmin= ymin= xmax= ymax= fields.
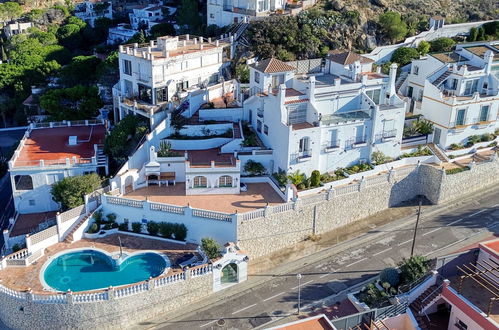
xmin=68 ymin=136 xmax=78 ymax=146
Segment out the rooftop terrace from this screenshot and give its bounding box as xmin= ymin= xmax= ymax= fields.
xmin=12 ymin=125 xmax=106 ymax=168
xmin=124 ymin=183 xmax=283 ymax=213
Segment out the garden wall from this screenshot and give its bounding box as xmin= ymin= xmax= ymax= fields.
xmin=237 ymin=159 xmax=499 ymax=258
xmin=0 ymin=269 xmax=213 ymax=330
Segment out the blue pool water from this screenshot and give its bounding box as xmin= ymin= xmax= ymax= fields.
xmin=43 ymin=249 xmax=168 ymax=292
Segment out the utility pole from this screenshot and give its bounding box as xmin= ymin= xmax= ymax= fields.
xmin=410 ymin=197 xmax=423 ymax=257
xmin=296 ymin=273 xmax=302 ymax=314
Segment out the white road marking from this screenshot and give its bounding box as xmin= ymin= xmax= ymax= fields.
xmin=398 ymin=239 xmax=413 ymax=246
xmin=446 ymin=218 xmax=464 ymax=226
xmin=373 ymin=247 xmax=392 ymax=256
xmin=424 ymin=238 xmax=467 ymax=257
xmin=200 ymin=320 xmax=218 ymax=327
xmin=231 ymin=303 xmax=257 ymax=315
xmin=319 ymin=269 xmax=336 ymax=278
xmin=291 ymin=280 xmax=313 ymax=290
xmin=468 ymin=209 xmax=487 ymax=217
xmin=422 ymin=228 xmax=441 ymax=236
xmin=345 ymin=257 xmax=368 ymax=268
xmin=492 ymin=203 xmax=499 ymax=208
xmin=262 ymin=292 xmax=285 ymax=302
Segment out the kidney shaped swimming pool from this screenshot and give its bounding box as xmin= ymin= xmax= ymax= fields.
xmin=43 ymin=249 xmax=169 ymax=292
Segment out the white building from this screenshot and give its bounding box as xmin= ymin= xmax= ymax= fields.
xmin=112 ymin=34 xmax=231 ymax=128
xmin=402 ymin=41 xmax=499 ymax=149
xmin=129 ymin=4 xmax=164 ymax=32
xmin=207 ymin=0 xmax=285 ymax=27
xmin=8 ymin=121 xmax=108 ymax=214
xmin=3 ymin=21 xmax=32 ymax=39
xmin=107 ymin=24 xmax=138 ymax=45
xmin=244 ymin=53 xmax=406 ymax=176
xmin=75 ymin=0 xmax=113 ymax=27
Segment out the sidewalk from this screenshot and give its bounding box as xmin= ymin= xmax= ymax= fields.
xmin=131 ymin=184 xmax=499 ymax=330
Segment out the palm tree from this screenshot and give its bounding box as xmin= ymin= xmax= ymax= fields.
xmin=287 ymin=170 xmax=305 ymax=186
xmin=417 ymin=120 xmax=434 ymax=143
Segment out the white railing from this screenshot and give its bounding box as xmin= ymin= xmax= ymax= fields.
xmin=150 ymin=202 xmax=185 ymax=215
xmin=32 ymin=293 xmax=67 ymax=304
xmin=366 ymin=174 xmax=390 ymax=186
xmin=269 ymin=202 xmax=294 ymax=213
xmin=60 ymin=205 xmax=86 ymax=223
xmin=73 ymin=291 xmax=108 ymax=303
xmin=106 ymin=196 xmax=144 ymax=208
xmin=192 ymin=209 xmax=232 ymax=222
xmin=115 ymin=282 xmax=149 ymax=299
xmin=154 ymin=272 xmax=185 ymax=288
xmin=190 ymin=265 xmax=212 ymax=278
xmin=238 ymin=209 xmax=265 ymax=221
xmin=28 ymin=226 xmax=58 ymax=245
xmin=335 ymin=183 xmax=361 ymax=196
xmin=0 ymin=284 xmax=27 ymax=300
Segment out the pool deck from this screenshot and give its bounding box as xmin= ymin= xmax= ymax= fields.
xmin=0 ymin=234 xmax=199 ymax=293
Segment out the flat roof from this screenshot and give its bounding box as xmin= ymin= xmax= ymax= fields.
xmin=269 ymin=314 xmax=336 ymax=330
xmin=13 ymin=125 xmax=106 ymax=168
xmin=481 ymin=238 xmax=499 ymax=257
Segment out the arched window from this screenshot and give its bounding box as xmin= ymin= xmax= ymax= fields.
xmin=219 ymin=175 xmax=232 ymax=187
xmin=14 ymin=175 xmax=33 ymax=191
xmin=193 ymin=176 xmax=207 ymax=188
xmin=221 ymin=263 xmax=238 ymax=284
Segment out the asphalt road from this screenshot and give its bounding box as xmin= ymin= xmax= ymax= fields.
xmin=145 ymin=188 xmax=499 ymax=330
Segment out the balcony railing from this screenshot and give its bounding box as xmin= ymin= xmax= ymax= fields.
xmin=324 ymin=140 xmax=341 ymax=151
xmin=321 ymin=110 xmax=371 ymax=126
xmin=375 ymin=129 xmax=397 ymax=142
xmin=295 ymin=150 xmax=312 ymax=162
xmin=345 ymin=136 xmax=367 ymax=149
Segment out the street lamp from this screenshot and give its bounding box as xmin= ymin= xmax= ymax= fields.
xmin=296 ymin=273 xmax=302 ymax=315
xmin=410 ymin=197 xmax=423 ymax=257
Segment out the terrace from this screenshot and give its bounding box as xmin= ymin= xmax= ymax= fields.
xmin=124 ymin=182 xmax=283 ymax=213
xmin=0 ymin=234 xmax=199 ymax=293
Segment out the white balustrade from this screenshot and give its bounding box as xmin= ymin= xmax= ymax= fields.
xmin=192 ymin=209 xmax=232 ymax=222
xmin=106 ymin=196 xmax=144 ymax=208
xmin=150 ymin=202 xmax=185 ymax=215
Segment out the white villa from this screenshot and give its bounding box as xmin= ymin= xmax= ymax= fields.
xmin=244 ymin=53 xmax=406 ymax=175
xmin=3 ymin=21 xmax=32 ymax=39
xmin=107 ymin=23 xmax=138 ymax=45
xmin=8 ymin=121 xmax=108 ymax=215
xmin=112 ymin=34 xmax=232 ymax=128
xmin=75 ymin=0 xmax=113 ymax=27
xmin=207 ymin=0 xmax=285 ymax=27
xmin=129 ymin=4 xmax=164 ymax=33
xmin=401 ymin=40 xmax=499 ymax=149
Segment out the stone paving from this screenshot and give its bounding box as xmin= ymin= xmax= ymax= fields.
xmin=124 ymin=182 xmax=284 ymax=213
xmin=0 ymin=234 xmax=199 ymax=293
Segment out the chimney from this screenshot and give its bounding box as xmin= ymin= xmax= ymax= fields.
xmin=216 ymin=40 xmax=219 ymax=47
xmin=484 ymin=50 xmax=494 ymax=75
xmin=387 ymin=63 xmax=398 ymax=97
xmin=186 ymin=34 xmax=190 ymax=40
xmin=150 ymin=40 xmax=154 ymax=47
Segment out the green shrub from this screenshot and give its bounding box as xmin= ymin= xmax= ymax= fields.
xmin=481 ymin=133 xmax=495 ymax=142
xmin=118 ymin=223 xmax=128 ymax=231
xmin=371 ymin=151 xmax=392 ymax=165
xmin=111 ymin=222 xmax=119 ymax=229
xmin=147 ymin=222 xmax=160 ymax=236
xmin=398 ymin=255 xmax=430 ymax=284
xmin=467 ymin=135 xmax=481 ymax=145
xmin=131 ymin=222 xmax=142 ymax=233
xmin=159 ymin=222 xmax=174 ymax=238
xmin=449 ymin=143 xmax=464 ymax=150
xmin=201 ymin=237 xmax=221 ymax=259
xmin=51 ymin=173 xmax=102 ymax=210
xmin=380 ymin=267 xmax=400 ymax=287
xmin=445 ymin=167 xmax=469 ymax=175
xmin=92 ymin=209 xmax=103 ymax=223
xmin=401 ymin=145 xmax=432 ymax=158
xmin=310 ymin=170 xmax=321 ymax=187
xmin=106 ymin=213 xmax=117 ymax=223
xmin=103 ymin=223 xmax=112 ymax=230
xmin=12 ymin=244 xmax=21 ymax=252
xmin=244 ymin=160 xmax=266 ymax=176
xmin=87 ymin=223 xmax=100 ymax=234
xmin=487 ymin=141 xmax=497 ymax=147
xmin=273 ymin=171 xmax=288 ymax=187
xmin=287 ymin=170 xmax=306 ymax=186
xmin=173 ymin=223 xmax=188 ymax=241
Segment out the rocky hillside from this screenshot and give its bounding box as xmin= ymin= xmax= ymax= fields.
xmin=330 ymin=0 xmax=498 ymax=48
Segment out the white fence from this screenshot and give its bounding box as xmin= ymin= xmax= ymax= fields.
xmin=26 ymin=225 xmax=58 ymax=253
xmin=0 ymin=264 xmax=211 ymax=305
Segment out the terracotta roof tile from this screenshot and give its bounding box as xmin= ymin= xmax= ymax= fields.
xmin=251 ymin=58 xmax=296 ymax=73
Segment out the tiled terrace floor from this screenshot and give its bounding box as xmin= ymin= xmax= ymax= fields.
xmin=124 ymin=183 xmax=284 ymax=213
xmin=11 ymin=211 xmax=57 ymax=236
xmin=0 ymin=234 xmax=199 ymax=293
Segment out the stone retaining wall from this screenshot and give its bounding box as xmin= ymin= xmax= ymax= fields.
xmin=237 ymin=160 xmax=499 ymax=258
xmin=0 ymin=272 xmax=213 ymax=330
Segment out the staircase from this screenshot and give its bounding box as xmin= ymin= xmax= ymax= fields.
xmin=409 ymin=284 xmax=443 ymax=330
xmin=64 ymin=213 xmax=92 ymax=243
xmin=432 ymin=70 xmax=451 ymax=87
xmin=233 ymin=122 xmax=242 ymax=139
xmin=395 ymin=71 xmax=409 ymax=93
xmin=428 ymin=143 xmax=449 ymax=163
xmin=96 ymin=144 xmax=107 ymax=166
